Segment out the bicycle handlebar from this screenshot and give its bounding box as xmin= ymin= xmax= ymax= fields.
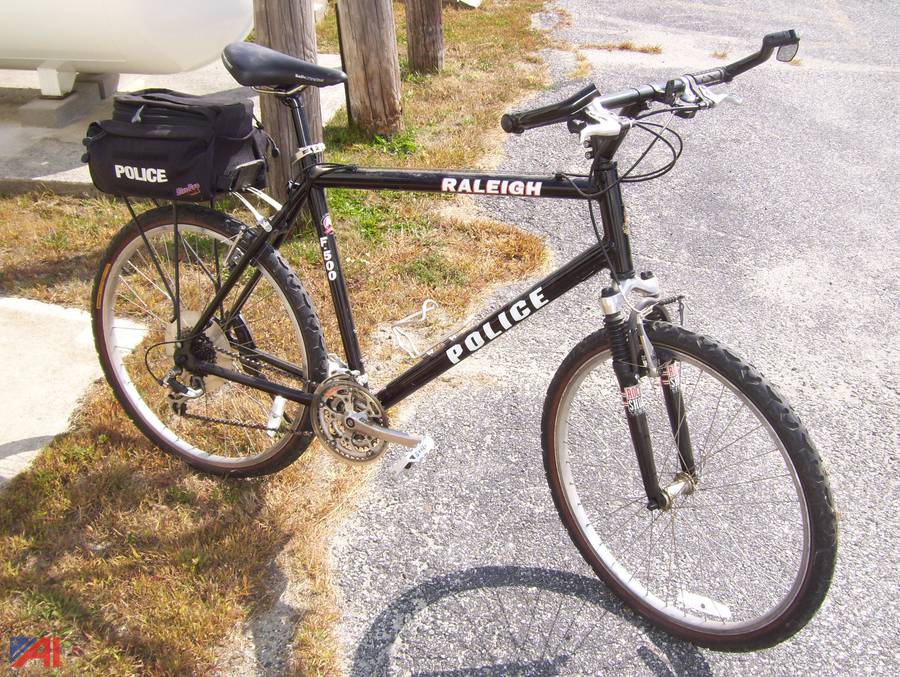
xmin=501 ymin=30 xmax=800 ymax=134
xmin=500 ymin=84 xmax=599 ymax=134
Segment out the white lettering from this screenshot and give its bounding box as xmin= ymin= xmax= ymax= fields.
xmin=319 ymin=237 xmax=329 ymax=247
xmin=529 ymin=287 xmax=548 ymax=309
xmin=447 ymin=344 xmax=464 ymax=364
xmin=444 ymin=288 xmax=550 ymax=365
xmin=464 ymin=332 xmax=485 ymax=352
xmin=483 ymin=321 xmax=501 ymax=340
xmin=113 ymin=164 xmax=169 ymax=183
xmin=439 ymin=177 xmax=544 ymax=196
xmin=510 ymin=299 xmax=531 ymax=322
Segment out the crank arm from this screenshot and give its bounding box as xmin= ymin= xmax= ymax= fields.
xmin=345 ymin=412 xmax=422 ymax=447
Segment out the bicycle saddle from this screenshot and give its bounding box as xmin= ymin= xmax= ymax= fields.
xmin=222 ymin=42 xmax=347 ymax=89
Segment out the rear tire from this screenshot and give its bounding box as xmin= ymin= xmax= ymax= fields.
xmin=542 ymin=321 xmax=836 ymax=650
xmin=92 ymin=205 xmax=328 ymax=477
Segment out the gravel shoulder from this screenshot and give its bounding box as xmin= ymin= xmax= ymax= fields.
xmin=332 ymin=2 xmax=900 ymax=674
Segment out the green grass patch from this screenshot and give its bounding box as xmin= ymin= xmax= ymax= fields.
xmin=401 ymin=253 xmax=467 ymax=287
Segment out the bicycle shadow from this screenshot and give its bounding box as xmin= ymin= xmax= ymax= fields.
xmin=351 ymin=565 xmax=712 ymax=677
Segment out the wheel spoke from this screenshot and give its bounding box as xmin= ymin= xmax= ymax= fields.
xmin=96 ymin=219 xmax=317 ymax=470
xmin=550 ymin=328 xmax=822 ymax=639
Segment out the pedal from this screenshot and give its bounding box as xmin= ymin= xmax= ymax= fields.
xmin=391 ymin=436 xmax=435 ymax=475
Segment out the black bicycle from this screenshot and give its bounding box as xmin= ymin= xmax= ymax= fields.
xmin=90 ymin=30 xmax=836 ymax=651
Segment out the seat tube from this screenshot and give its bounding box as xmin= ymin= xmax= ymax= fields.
xmin=288 ymin=95 xmax=364 ymax=372
xmin=307 ymin=187 xmax=364 ymax=372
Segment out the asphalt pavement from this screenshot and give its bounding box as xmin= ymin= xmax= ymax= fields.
xmin=332 ymin=1 xmax=899 ymax=674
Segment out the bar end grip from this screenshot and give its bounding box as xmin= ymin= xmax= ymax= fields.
xmin=762 ymin=29 xmax=799 ymax=49
xmin=501 ymin=113 xmax=524 ymax=134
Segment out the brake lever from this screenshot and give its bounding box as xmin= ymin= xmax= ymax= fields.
xmin=700 ymin=87 xmax=743 ymax=107
xmin=579 ymin=100 xmax=632 ymax=145
xmin=680 ymin=75 xmax=743 ymax=108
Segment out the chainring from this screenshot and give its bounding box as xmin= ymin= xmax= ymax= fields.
xmin=311 ymin=375 xmax=388 ymax=463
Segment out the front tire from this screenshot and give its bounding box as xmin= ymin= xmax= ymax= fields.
xmin=542 ymin=321 xmax=836 ymax=650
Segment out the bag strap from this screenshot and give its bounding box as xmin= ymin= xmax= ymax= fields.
xmin=115 ymin=93 xmax=219 ymax=124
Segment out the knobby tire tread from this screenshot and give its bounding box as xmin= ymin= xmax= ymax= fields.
xmin=91 ymin=204 xmax=329 ymax=477
xmin=541 ymin=321 xmax=837 ymax=651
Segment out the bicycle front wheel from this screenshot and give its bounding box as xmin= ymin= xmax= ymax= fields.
xmin=92 ymin=204 xmax=328 ymax=477
xmin=542 ymin=321 xmax=836 ymax=650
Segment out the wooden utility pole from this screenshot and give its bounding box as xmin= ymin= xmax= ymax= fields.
xmin=337 ymin=0 xmax=402 ymax=135
xmin=405 ymin=0 xmax=443 ymax=73
xmin=253 ymin=0 xmax=321 ymax=201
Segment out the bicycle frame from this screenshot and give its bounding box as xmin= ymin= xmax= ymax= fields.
xmin=316 ymin=165 xmax=637 ymax=407
xmin=179 ymin=96 xmax=635 ymax=408
xmin=169 ymin=93 xmax=690 ymax=507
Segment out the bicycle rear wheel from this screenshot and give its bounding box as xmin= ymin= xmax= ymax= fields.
xmin=92 ymin=204 xmax=328 ymax=476
xmin=542 ymin=321 xmax=836 ymax=650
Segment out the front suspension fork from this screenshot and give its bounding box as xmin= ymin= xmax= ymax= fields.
xmin=601 ymin=285 xmax=696 ymax=510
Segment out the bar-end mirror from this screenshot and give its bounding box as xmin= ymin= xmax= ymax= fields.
xmin=777 ymin=42 xmax=800 ymax=62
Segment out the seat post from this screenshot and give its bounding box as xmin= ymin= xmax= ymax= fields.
xmin=284 ymin=93 xmax=323 ymax=174
xmin=285 ymin=95 xmax=307 ymax=145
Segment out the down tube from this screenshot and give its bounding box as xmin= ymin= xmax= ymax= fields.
xmin=377 ymin=242 xmax=613 ymax=409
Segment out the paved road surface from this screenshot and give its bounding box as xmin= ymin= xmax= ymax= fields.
xmin=333 ymin=2 xmax=899 ymax=674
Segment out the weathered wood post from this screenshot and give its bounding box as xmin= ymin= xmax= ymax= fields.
xmin=336 ymin=0 xmax=402 ymax=135
xmin=253 ymin=0 xmax=321 ymax=201
xmin=405 ymin=0 xmax=444 ymax=73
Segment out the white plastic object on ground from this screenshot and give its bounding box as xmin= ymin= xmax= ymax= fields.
xmin=391 ymin=299 xmax=439 ymax=358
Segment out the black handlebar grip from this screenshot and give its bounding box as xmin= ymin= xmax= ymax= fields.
xmin=500 ymin=113 xmax=524 ymax=134
xmin=500 ymin=84 xmax=599 ymax=134
xmin=762 ymin=29 xmax=799 ymax=48
xmin=690 ymin=67 xmax=726 ymax=85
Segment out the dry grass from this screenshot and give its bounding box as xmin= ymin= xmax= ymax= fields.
xmin=581 ymin=40 xmax=662 ymax=55
xmin=0 ymin=0 xmax=550 ymax=674
xmin=0 ymin=194 xmax=130 ymax=307
xmin=711 ymin=50 xmax=729 ymax=60
xmin=570 ymin=51 xmax=593 ymax=79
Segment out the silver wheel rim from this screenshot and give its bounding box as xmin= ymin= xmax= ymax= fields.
xmin=100 ymin=222 xmax=309 ymax=469
xmin=554 ymin=345 xmax=812 ymax=635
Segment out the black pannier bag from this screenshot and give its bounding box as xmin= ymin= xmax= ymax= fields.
xmin=83 ymin=89 xmax=271 ymax=201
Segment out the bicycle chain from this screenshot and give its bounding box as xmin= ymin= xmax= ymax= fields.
xmin=179 ymin=410 xmax=312 ymax=435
